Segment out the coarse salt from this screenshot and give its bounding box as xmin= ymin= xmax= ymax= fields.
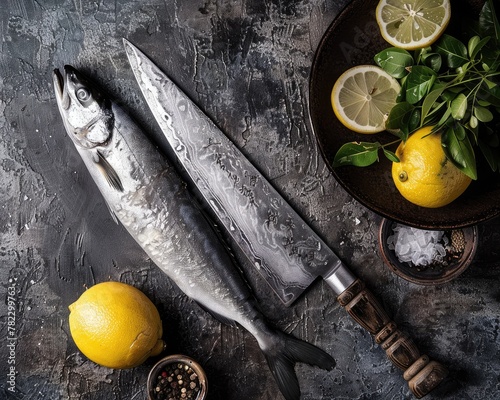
xmin=387 ymin=224 xmax=449 ymax=267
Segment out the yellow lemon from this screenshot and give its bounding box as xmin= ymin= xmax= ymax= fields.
xmin=331 ymin=65 xmax=401 ymax=134
xmin=68 ymin=281 xmax=165 ymax=369
xmin=392 ymin=126 xmax=471 ymax=208
xmin=376 ymin=0 xmax=451 ymax=50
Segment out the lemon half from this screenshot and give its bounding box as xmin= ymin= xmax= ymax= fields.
xmin=376 ymin=0 xmax=451 ymax=50
xmin=331 ymin=65 xmax=401 ymax=134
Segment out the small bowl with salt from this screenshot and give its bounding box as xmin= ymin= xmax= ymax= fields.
xmin=378 ymin=218 xmax=478 ymax=285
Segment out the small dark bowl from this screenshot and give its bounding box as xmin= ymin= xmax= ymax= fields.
xmin=309 ymin=0 xmax=500 ymax=229
xmin=147 ymin=354 xmax=208 ymax=400
xmin=378 ymin=218 xmax=478 ymax=285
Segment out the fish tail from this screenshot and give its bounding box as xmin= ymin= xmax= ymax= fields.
xmin=261 ymin=330 xmax=335 ymax=400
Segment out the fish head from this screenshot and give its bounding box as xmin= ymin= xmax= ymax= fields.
xmin=53 ymin=66 xmax=124 ymax=193
xmin=53 ymin=65 xmax=114 ymax=149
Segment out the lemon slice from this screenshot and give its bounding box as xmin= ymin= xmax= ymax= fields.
xmin=331 ymin=65 xmax=401 ymax=134
xmin=376 ymin=0 xmax=451 ymax=50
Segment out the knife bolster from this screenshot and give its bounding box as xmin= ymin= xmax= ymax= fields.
xmin=337 ymin=279 xmax=448 ymax=398
xmin=324 ymin=263 xmax=357 ymax=296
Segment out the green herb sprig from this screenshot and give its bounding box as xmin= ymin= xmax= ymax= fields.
xmin=333 ymin=0 xmax=500 ymax=181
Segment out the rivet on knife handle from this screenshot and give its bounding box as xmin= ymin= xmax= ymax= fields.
xmin=335 ymin=279 xmax=448 ymax=398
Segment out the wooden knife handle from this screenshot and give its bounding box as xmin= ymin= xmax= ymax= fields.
xmin=337 ymin=279 xmax=448 ymax=398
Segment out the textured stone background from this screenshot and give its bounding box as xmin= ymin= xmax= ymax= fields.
xmin=0 ymin=0 xmax=499 ymax=399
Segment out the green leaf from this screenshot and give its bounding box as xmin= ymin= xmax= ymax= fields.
xmin=423 ymin=100 xmax=447 ymax=126
xmin=456 ymin=124 xmax=467 ymax=140
xmin=481 ymin=48 xmax=500 ymax=71
xmin=469 ymin=36 xmax=491 ymax=60
xmin=470 ymin=114 xmax=479 ymax=129
xmin=467 ymin=120 xmax=479 ymax=142
xmin=474 ymin=105 xmax=494 ymax=122
xmin=434 ymin=34 xmax=468 ymax=68
xmin=468 ymin=36 xmax=480 ymax=58
xmin=441 ymin=89 xmax=459 ymax=102
xmin=420 ymin=52 xmax=442 ymax=72
xmin=477 ymin=99 xmax=491 ymax=107
xmin=451 ymin=93 xmax=468 ymax=120
xmin=333 ymin=142 xmax=380 ymax=167
xmin=421 ymin=86 xmax=446 ymax=123
xmin=477 ymin=83 xmax=500 ymax=107
xmin=414 ymin=47 xmax=427 ymax=64
xmin=383 ymin=148 xmax=400 ymax=163
xmin=386 ymin=102 xmax=415 ymax=130
xmin=479 ymin=0 xmax=500 ymax=43
xmin=396 ymin=74 xmax=408 ymax=102
xmin=408 ymin=108 xmax=421 ymax=133
xmin=441 ymin=125 xmax=477 ymax=180
xmin=436 ymin=107 xmax=452 ymax=129
xmin=405 ymin=65 xmax=437 ymax=104
xmin=374 ymin=47 xmax=414 ymax=79
xmin=484 ymin=78 xmax=497 ymax=90
xmin=447 ymin=86 xmax=466 ymax=94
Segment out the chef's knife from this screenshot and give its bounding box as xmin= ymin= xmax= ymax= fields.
xmin=124 ymin=39 xmax=447 ymax=398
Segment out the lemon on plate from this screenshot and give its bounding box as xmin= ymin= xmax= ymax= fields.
xmin=331 ymin=65 xmax=401 ymax=134
xmin=68 ymin=281 xmax=165 ymax=369
xmin=376 ymin=0 xmax=451 ymax=50
xmin=392 ymin=126 xmax=471 ymax=208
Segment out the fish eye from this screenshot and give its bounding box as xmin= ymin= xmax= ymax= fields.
xmin=76 ymin=87 xmax=91 ymax=102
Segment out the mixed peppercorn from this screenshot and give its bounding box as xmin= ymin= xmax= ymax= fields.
xmin=152 ymin=362 xmax=202 ymax=400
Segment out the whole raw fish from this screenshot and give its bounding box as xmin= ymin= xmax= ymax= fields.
xmin=52 ymin=65 xmax=335 ymax=400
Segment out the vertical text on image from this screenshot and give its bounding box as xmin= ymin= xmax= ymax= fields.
xmin=6 ymin=284 xmax=17 ymax=393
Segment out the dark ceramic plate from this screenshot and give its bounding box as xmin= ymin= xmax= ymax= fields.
xmin=309 ymin=0 xmax=500 ymax=230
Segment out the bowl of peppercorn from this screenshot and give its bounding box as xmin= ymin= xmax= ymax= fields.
xmin=147 ymin=354 xmax=208 ymax=400
xmin=378 ymin=218 xmax=479 ymax=285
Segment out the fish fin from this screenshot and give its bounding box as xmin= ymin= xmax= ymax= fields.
xmin=194 ymin=301 xmax=239 ymax=328
xmin=262 ymin=330 xmax=335 ymax=400
xmin=104 ymin=199 xmax=120 ymax=225
xmin=95 ymin=150 xmax=124 ymax=192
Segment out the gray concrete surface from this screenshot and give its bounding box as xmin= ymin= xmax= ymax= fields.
xmin=0 ymin=0 xmax=499 ymax=399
